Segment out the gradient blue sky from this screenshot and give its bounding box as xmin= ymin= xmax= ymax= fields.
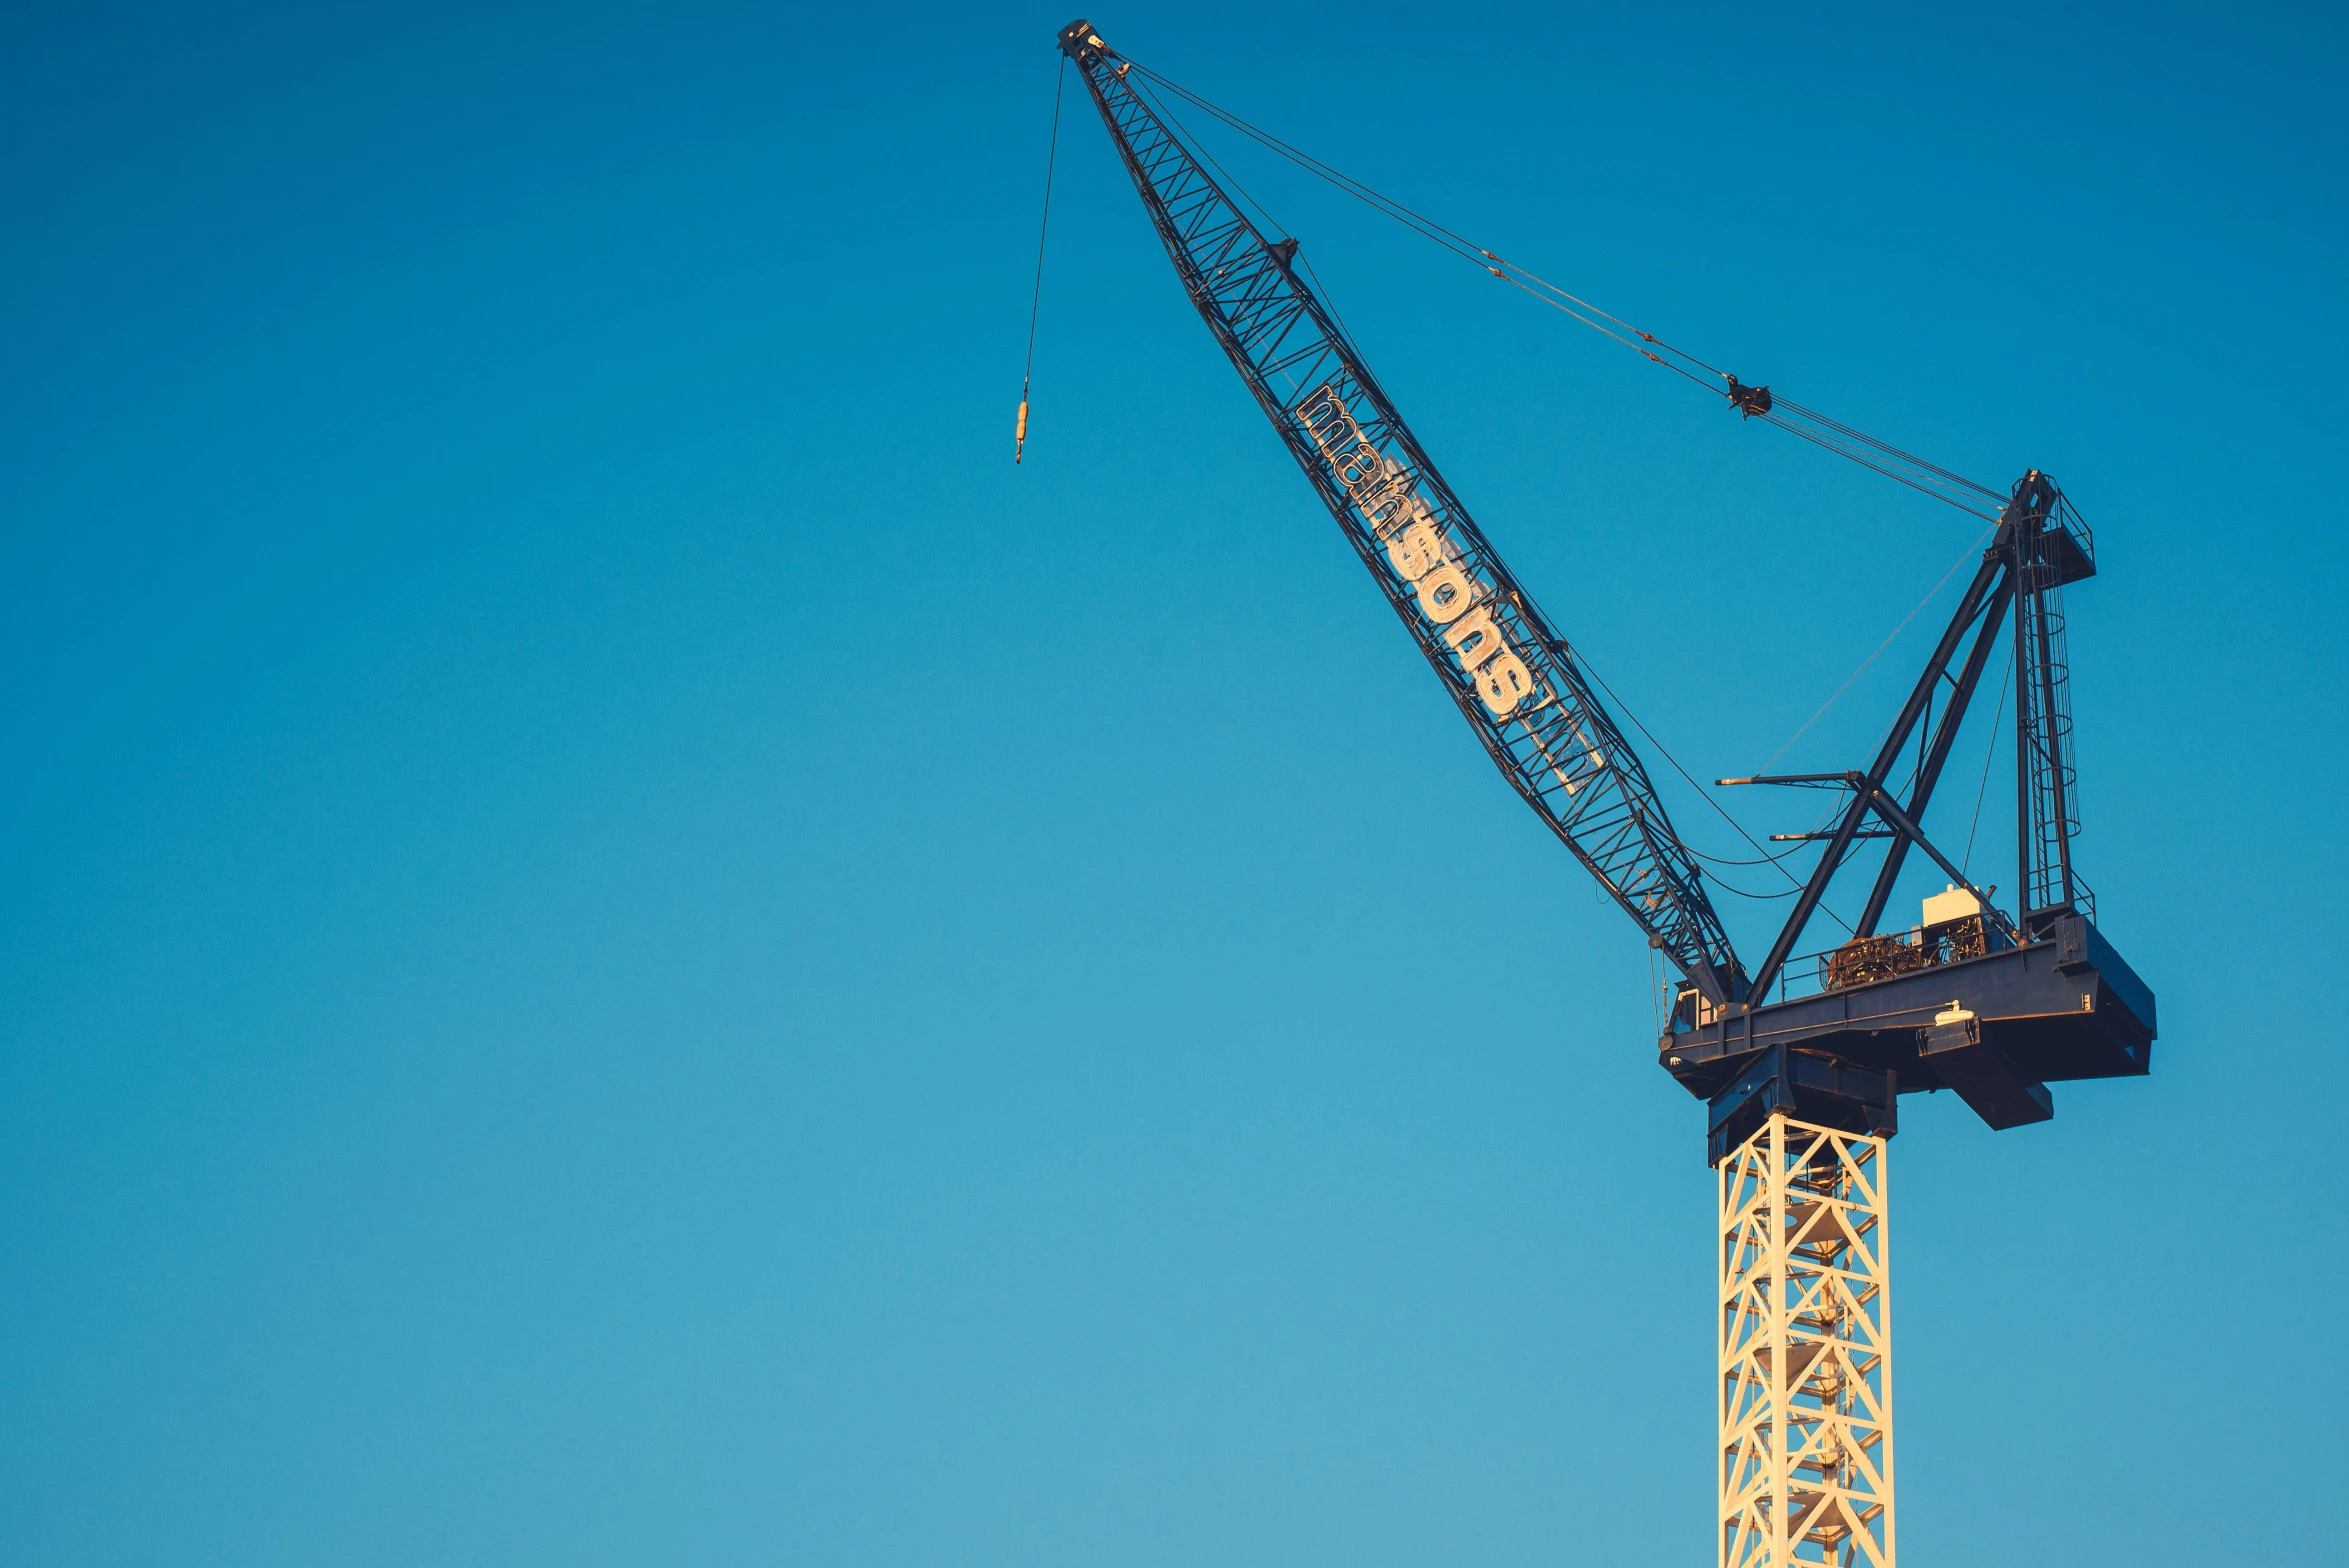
xmin=4 ymin=3 xmax=2343 ymax=1564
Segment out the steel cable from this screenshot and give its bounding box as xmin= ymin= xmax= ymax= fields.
xmin=1123 ymin=57 xmax=2003 ymax=517
xmin=1015 ymin=57 xmax=1068 ymax=464
xmin=1751 ymin=528 xmax=1996 ymax=778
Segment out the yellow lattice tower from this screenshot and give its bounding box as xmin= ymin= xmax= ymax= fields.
xmin=1719 ymin=1115 xmax=1894 ymax=1568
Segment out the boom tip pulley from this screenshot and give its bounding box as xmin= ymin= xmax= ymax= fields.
xmin=1726 ymin=375 xmax=1773 ymax=419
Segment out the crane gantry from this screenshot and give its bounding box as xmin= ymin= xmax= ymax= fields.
xmin=1049 ymin=21 xmax=2157 ymax=1567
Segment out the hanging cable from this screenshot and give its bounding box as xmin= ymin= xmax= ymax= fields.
xmin=1648 ymin=942 xmax=1662 ymax=1035
xmin=1705 ymin=877 xmax=1804 ymax=901
xmin=1573 ymin=648 xmax=1854 ymax=938
xmin=1962 ymin=647 xmax=2015 ymax=876
xmin=1016 ymin=57 xmax=1067 ymax=465
xmin=1691 ymin=841 xmax=1818 ymax=868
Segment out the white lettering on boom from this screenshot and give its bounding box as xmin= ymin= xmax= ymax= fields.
xmin=1298 ymin=385 xmax=1532 ymax=716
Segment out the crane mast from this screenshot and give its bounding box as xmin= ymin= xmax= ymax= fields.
xmin=1055 ymin=21 xmax=1740 ymax=1003
xmin=1055 ymin=21 xmax=2154 ymax=1568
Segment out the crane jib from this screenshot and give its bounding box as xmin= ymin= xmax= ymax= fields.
xmin=1295 ymin=386 xmax=1535 ymax=718
xmin=1057 ymin=21 xmax=1741 ymax=1000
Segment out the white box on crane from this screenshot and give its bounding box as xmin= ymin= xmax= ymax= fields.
xmin=1920 ymin=883 xmax=1982 ymax=927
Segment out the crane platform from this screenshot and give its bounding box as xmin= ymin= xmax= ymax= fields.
xmin=1664 ymin=913 xmax=2155 ymax=1162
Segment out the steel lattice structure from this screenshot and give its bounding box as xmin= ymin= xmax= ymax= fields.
xmin=2012 ymin=479 xmax=2092 ymax=922
xmin=1057 ymin=22 xmax=1740 ymax=1001
xmin=1719 ymin=1116 xmax=1894 ymax=1568
xmin=1056 ymin=18 xmax=2156 ymax=1567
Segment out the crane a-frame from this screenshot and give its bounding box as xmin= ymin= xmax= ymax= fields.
xmin=1051 ymin=21 xmax=2157 ymax=1567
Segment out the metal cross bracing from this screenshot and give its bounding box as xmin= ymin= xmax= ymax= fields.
xmin=1719 ymin=1115 xmax=1894 ymax=1568
xmin=1725 ymin=472 xmax=2092 ymax=1002
xmin=1059 ymin=20 xmax=1742 ymax=1002
xmin=1051 ymin=19 xmax=2156 ymax=1567
xmin=1054 ymin=22 xmax=2149 ymax=1085
xmin=1675 ymin=468 xmax=2145 ymax=1158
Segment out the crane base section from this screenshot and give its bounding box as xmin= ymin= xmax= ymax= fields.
xmin=1704 ymin=1046 xmax=1897 ymax=1168
xmin=1665 ymin=913 xmax=2153 ymax=1159
xmin=1720 ymin=1114 xmax=1895 ymax=1568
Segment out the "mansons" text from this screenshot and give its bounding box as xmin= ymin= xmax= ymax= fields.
xmin=1298 ymin=386 xmax=1534 ymax=717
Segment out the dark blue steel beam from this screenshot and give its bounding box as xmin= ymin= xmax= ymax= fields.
xmin=1854 ymin=573 xmax=2013 ymax=936
xmin=1057 ymin=20 xmax=1742 ymax=997
xmin=1741 ymin=541 xmax=2013 ymax=1002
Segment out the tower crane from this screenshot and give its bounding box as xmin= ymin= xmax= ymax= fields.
xmin=1049 ymin=21 xmax=2157 ymax=1567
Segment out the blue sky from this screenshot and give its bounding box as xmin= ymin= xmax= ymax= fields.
xmin=3 ymin=3 xmax=2342 ymax=1563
